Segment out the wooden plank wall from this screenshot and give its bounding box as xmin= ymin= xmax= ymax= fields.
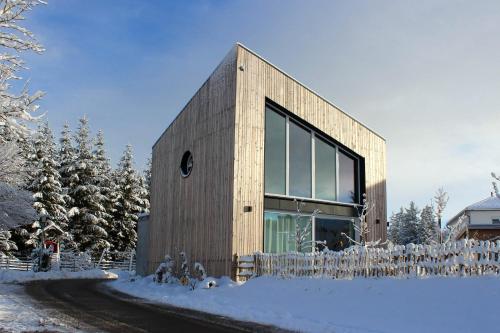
xmin=232 ymin=45 xmax=387 ymax=256
xmin=148 ymin=48 xmax=238 ymax=276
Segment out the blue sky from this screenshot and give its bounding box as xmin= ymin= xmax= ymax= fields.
xmin=21 ymin=0 xmax=500 ymax=222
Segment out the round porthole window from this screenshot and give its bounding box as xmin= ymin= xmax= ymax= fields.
xmin=180 ymin=151 xmax=193 ymax=178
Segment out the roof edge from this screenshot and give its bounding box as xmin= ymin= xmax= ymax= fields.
xmin=235 ymin=42 xmax=386 ymax=141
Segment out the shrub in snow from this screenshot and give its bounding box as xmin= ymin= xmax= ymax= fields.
xmin=193 ymin=262 xmax=207 ymax=281
xmin=31 ymin=246 xmax=53 ymax=272
xmin=153 ymin=254 xmax=174 ymax=283
xmin=179 ymin=251 xmax=190 ymax=285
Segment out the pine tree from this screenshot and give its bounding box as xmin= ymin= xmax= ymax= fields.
xmin=144 ymin=156 xmax=152 ymax=202
xmin=28 ymin=123 xmax=68 ymax=246
xmin=93 ymin=130 xmax=114 ymax=213
xmin=110 ymin=145 xmax=149 ymax=251
xmin=388 ymin=208 xmax=404 ymax=244
xmin=68 ymin=116 xmax=110 ymax=254
xmin=58 ymin=123 xmax=76 ymax=194
xmin=419 ymin=205 xmax=438 ymax=245
xmin=399 ymin=201 xmax=420 ymax=245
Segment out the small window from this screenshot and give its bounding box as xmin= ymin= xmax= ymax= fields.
xmin=180 ymin=151 xmax=193 ymax=177
xmin=492 ymin=217 xmax=500 ymax=224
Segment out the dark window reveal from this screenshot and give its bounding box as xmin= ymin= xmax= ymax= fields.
xmin=180 ymin=151 xmax=193 ymax=177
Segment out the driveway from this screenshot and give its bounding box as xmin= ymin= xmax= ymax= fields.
xmin=24 ymin=279 xmax=284 ymax=333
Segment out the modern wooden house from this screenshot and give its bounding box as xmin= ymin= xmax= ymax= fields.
xmin=147 ymin=44 xmax=387 ymax=277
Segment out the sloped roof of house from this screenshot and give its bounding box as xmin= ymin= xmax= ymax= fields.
xmin=447 ymin=195 xmax=500 ymax=226
xmin=465 ymin=195 xmax=500 ymax=210
xmin=154 ymin=43 xmax=385 ymax=148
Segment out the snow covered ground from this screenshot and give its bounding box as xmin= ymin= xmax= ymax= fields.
xmin=0 ymin=268 xmax=117 ymax=284
xmin=0 ymin=283 xmax=77 ymax=333
xmin=0 ymin=269 xmax=116 ymax=332
xmin=110 ymin=273 xmax=499 ymax=333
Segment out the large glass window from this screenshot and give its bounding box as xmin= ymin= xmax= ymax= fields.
xmin=338 ymin=151 xmax=356 ymax=203
xmin=264 ymin=108 xmax=286 ymax=195
xmin=264 ymin=212 xmax=312 ymax=253
xmin=315 ymin=218 xmax=353 ymax=251
xmin=289 ymin=121 xmax=311 ymax=198
xmin=315 ymin=138 xmax=336 ymax=201
xmin=263 ymin=104 xmax=360 ymax=204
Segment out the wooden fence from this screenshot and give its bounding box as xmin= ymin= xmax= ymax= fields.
xmin=0 ymin=256 xmax=32 ymax=271
xmin=240 ymin=239 xmax=500 ymax=279
xmin=1 ymin=249 xmax=136 ymax=272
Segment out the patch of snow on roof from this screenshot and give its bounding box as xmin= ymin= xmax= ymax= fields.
xmin=466 ymin=196 xmax=500 ymax=211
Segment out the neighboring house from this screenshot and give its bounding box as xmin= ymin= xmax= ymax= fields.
xmin=147 ymin=43 xmax=387 ymax=277
xmin=447 ymin=194 xmax=500 ymax=241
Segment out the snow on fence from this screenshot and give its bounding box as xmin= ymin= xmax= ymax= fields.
xmin=247 ymin=239 xmax=500 ymax=279
xmin=97 ymin=250 xmax=136 ymax=271
xmin=0 ymin=256 xmax=32 ymax=271
xmin=1 ymin=250 xmax=136 ymax=272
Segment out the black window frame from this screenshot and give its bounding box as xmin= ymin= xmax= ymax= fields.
xmin=264 ymin=99 xmax=365 ymax=206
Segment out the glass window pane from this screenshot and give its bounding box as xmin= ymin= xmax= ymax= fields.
xmin=315 ymin=218 xmax=353 ymax=251
xmin=264 ymin=212 xmax=312 ymax=253
xmin=264 ymin=108 xmax=286 ymax=194
xmin=339 ymin=151 xmax=356 ymax=203
xmin=289 ymin=121 xmax=311 ymax=197
xmin=315 ymin=138 xmax=336 ymax=201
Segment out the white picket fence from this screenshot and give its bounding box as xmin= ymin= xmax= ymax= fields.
xmin=0 ymin=249 xmax=136 ymax=272
xmin=249 ymin=239 xmax=500 ymax=279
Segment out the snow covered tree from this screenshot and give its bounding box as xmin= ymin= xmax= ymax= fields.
xmin=388 ymin=208 xmax=404 ymax=244
xmin=355 ymin=193 xmax=375 ymax=245
xmin=433 ymin=188 xmax=449 ymax=242
xmin=399 ymin=202 xmax=420 ymax=245
xmin=143 ymin=156 xmax=151 ymax=202
xmin=0 ymin=181 xmax=36 ymax=254
xmin=67 ymin=116 xmax=110 ymax=254
xmin=28 ymin=122 xmax=68 ymax=244
xmin=0 ymin=140 xmax=29 ymax=186
xmin=93 ymin=130 xmax=114 ymax=219
xmin=492 ymin=172 xmax=500 ymax=199
xmin=0 ymin=229 xmax=16 ymax=254
xmin=418 ymin=205 xmax=438 ymax=245
xmin=109 ymin=144 xmax=149 ymax=251
xmin=58 ymin=123 xmax=76 ymax=195
xmin=0 ymin=0 xmax=45 ymax=142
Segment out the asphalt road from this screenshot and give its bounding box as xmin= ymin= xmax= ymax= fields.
xmin=24 ymin=279 xmax=284 ymax=333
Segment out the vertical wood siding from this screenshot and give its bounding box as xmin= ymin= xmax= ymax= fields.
xmin=149 ymin=44 xmax=386 ymax=277
xmin=148 ymin=48 xmax=237 ymax=276
xmin=232 ymin=45 xmax=387 ymax=257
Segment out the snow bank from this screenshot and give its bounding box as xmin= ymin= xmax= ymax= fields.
xmin=110 ymin=273 xmax=499 ymax=333
xmin=0 ymin=268 xmax=117 ymax=284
